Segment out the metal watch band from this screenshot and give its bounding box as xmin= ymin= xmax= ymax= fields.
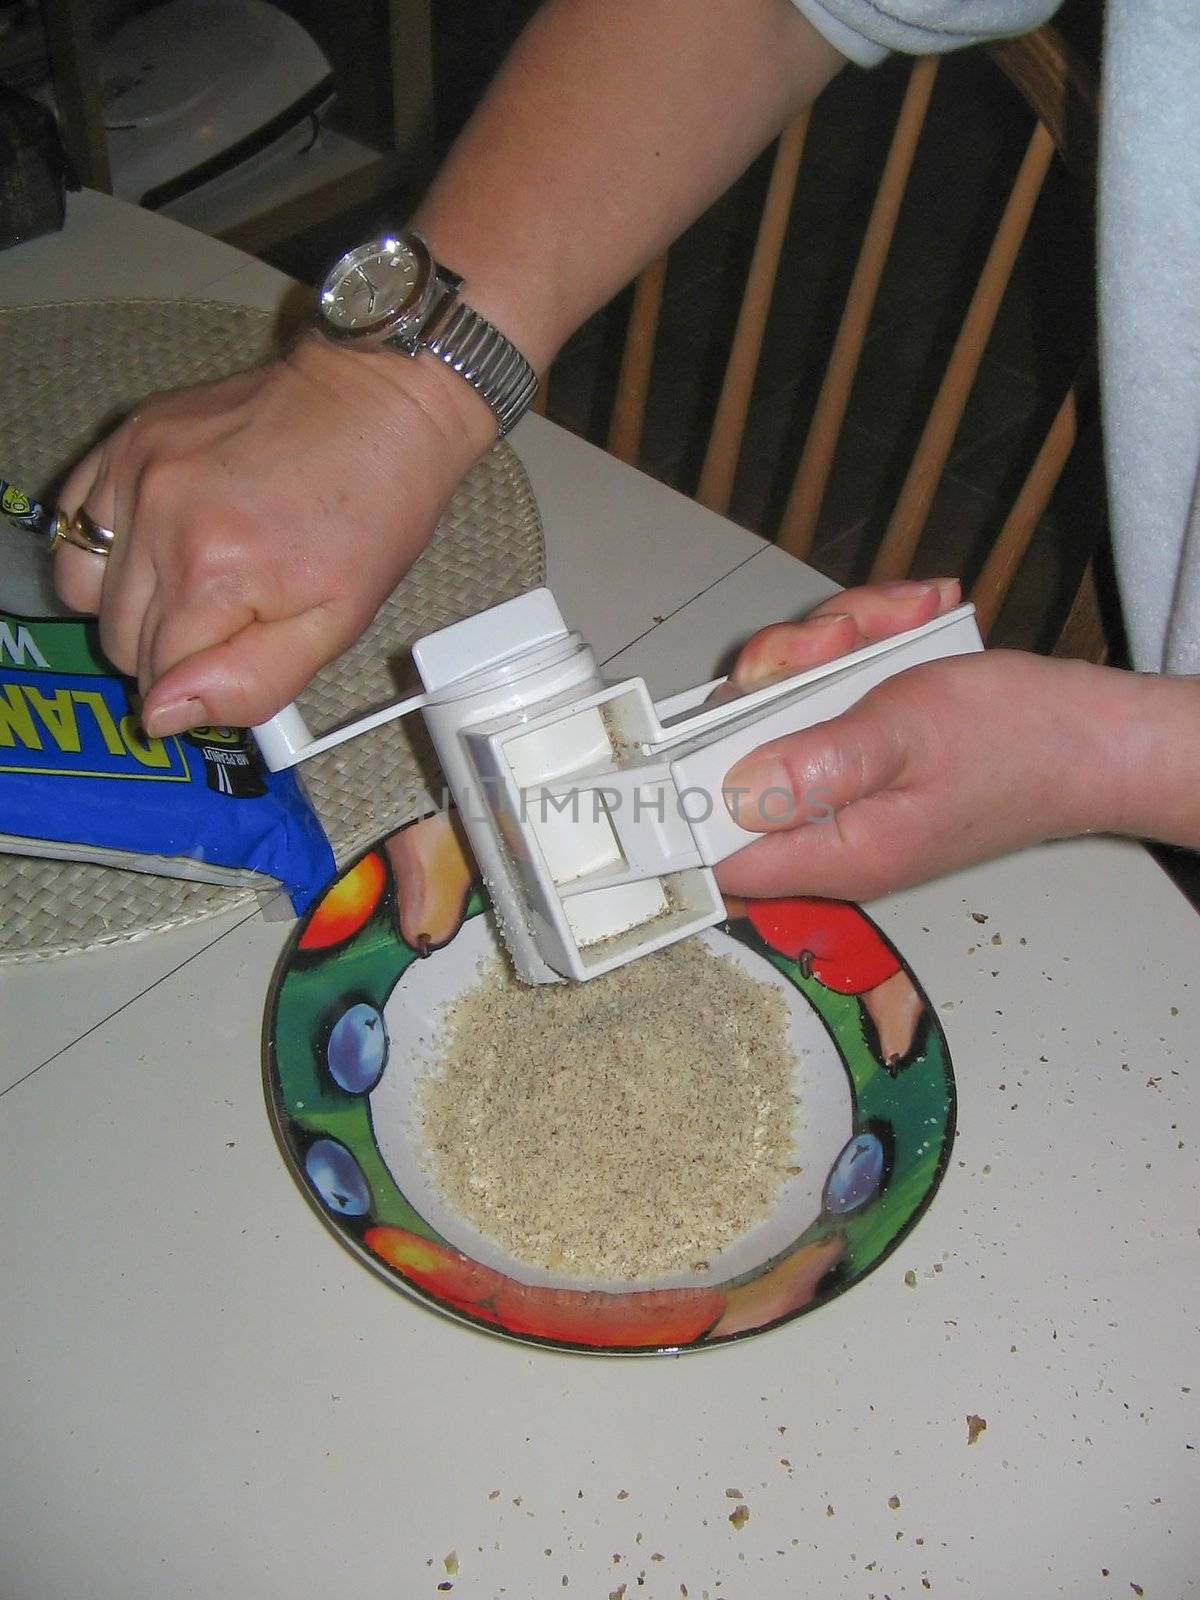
xmin=423 ymin=301 xmax=539 ymax=437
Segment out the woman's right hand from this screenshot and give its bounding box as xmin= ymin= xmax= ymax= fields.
xmin=53 ymin=333 xmax=495 ymax=737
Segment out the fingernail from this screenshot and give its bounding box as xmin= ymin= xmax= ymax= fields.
xmin=733 ymin=612 xmax=853 ymax=689
xmin=723 ymin=752 xmax=798 ymax=831
xmin=879 ymin=579 xmax=937 ymax=596
xmin=933 ymin=577 xmax=960 ymax=602
xmin=144 ymin=697 xmax=205 ymax=738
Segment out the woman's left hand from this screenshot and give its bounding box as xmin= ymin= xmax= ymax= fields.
xmin=714 ymin=580 xmax=1118 ymax=902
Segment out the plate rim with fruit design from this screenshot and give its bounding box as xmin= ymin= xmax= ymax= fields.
xmin=263 ymin=814 xmax=956 ymax=1356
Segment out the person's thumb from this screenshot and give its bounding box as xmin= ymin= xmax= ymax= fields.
xmin=722 ymin=694 xmax=907 ymax=838
xmin=140 ymin=611 xmax=339 ymax=739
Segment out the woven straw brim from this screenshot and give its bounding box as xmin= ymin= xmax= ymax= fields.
xmin=0 ymin=298 xmax=544 ymax=961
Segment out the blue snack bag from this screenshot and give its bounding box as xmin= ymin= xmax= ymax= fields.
xmin=0 ymin=610 xmax=335 ymax=914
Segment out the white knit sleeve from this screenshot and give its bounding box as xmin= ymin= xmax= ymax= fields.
xmin=791 ymin=0 xmax=1063 ymax=66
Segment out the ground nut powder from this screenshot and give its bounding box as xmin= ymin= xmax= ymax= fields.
xmin=417 ymin=940 xmax=799 ymax=1280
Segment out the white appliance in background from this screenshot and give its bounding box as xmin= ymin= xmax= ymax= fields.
xmin=93 ymin=0 xmax=380 ymax=235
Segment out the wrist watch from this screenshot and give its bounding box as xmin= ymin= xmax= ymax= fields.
xmin=315 ymin=231 xmax=539 ymax=437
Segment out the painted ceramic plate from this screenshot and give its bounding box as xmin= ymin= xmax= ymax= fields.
xmin=264 ymin=813 xmax=955 ymax=1355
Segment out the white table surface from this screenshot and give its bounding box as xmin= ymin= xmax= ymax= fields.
xmin=3 ymin=195 xmax=1198 ymax=1600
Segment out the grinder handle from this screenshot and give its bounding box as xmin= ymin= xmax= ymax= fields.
xmin=252 ymin=690 xmax=430 ymax=772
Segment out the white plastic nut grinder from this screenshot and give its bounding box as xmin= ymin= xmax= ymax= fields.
xmin=252 ymin=588 xmax=982 ymax=984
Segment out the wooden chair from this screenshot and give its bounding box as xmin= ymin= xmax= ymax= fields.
xmin=537 ymin=26 xmax=1111 ymax=661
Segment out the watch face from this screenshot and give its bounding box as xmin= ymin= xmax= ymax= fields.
xmin=319 ymin=235 xmax=433 ymax=340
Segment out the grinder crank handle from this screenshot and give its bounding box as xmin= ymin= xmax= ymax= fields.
xmin=252 ymin=691 xmax=430 ymax=772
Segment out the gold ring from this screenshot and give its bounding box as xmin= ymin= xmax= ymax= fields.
xmin=57 ymin=510 xmax=117 ymax=556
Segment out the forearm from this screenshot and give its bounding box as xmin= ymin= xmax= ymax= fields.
xmin=1093 ymin=668 xmax=1200 ymax=849
xmin=961 ymin=655 xmax=1200 ymax=853
xmin=412 ymin=0 xmax=845 ymax=371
